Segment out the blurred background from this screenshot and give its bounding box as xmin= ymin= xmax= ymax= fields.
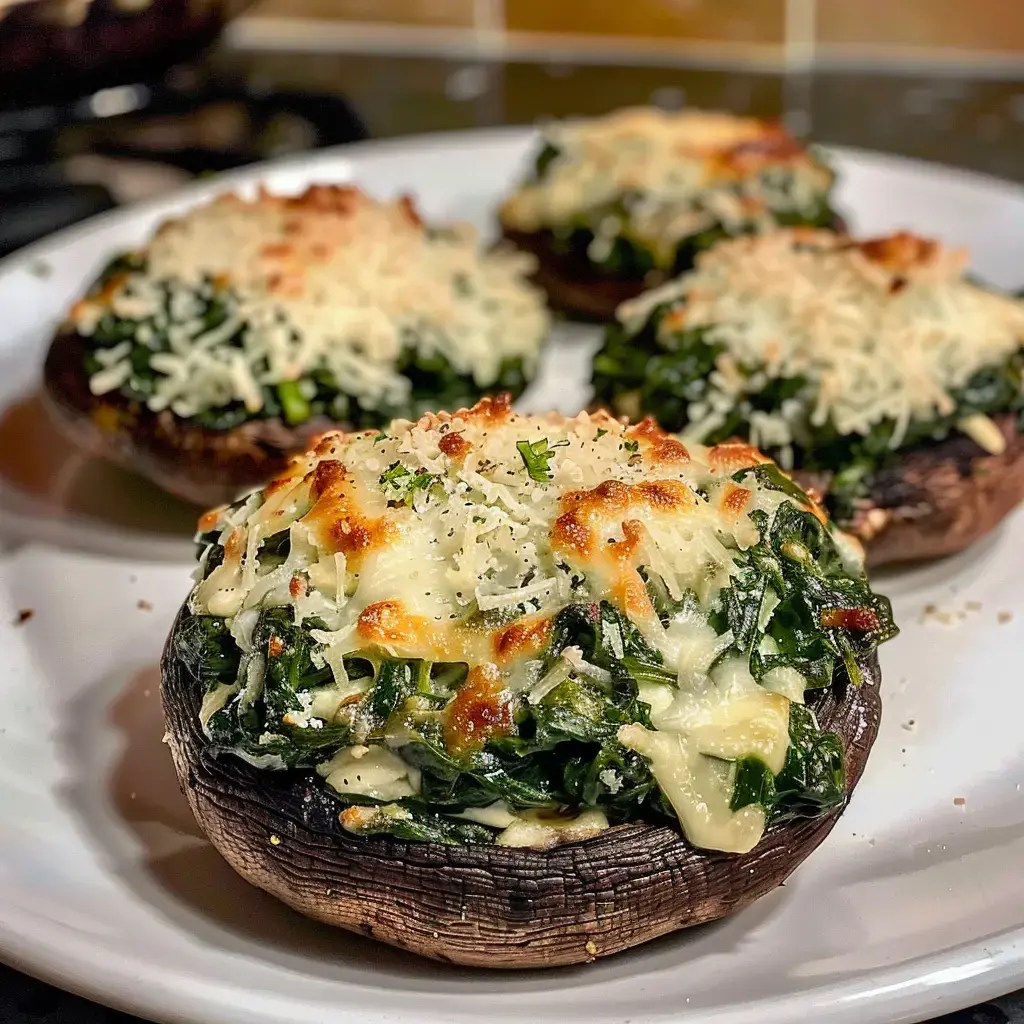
xmin=1 ymin=0 xmax=1023 ymax=257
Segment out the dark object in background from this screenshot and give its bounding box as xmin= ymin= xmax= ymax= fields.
xmin=0 ymin=0 xmax=368 ymax=256
xmin=0 ymin=0 xmax=250 ymax=109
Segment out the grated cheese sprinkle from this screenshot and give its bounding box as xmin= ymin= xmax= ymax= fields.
xmin=618 ymin=229 xmax=1024 ymax=449
xmin=69 ymin=185 xmax=549 ymax=419
xmin=192 ymin=396 xmax=844 ymax=651
xmin=189 ymin=397 xmax=870 ymax=855
xmin=500 ymin=108 xmax=834 ymax=268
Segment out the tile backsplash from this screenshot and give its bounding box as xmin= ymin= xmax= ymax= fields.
xmin=243 ymin=0 xmax=1024 ymax=59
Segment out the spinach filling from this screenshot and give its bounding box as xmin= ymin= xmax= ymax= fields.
xmin=179 ymin=475 xmax=895 ymax=847
xmin=592 ymin=305 xmax=1024 ymax=522
xmin=528 ymin=144 xmax=838 ymax=279
xmin=77 ymin=255 xmax=530 ymax=432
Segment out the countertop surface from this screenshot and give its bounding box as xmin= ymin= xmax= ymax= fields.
xmin=3 ymin=40 xmax=1024 ymax=1024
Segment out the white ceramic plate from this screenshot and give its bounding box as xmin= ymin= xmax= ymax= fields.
xmin=2 ymin=129 xmax=1024 ymax=1024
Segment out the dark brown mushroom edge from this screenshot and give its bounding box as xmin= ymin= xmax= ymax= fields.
xmin=592 ymin=229 xmax=1024 ymax=567
xmin=161 ymin=397 xmax=897 ymax=968
xmin=42 ymin=184 xmax=549 ymax=507
xmin=498 ymin=107 xmax=842 ymax=321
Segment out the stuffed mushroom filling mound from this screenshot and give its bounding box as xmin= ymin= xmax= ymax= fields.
xmin=66 ymin=185 xmax=548 ymax=432
xmin=500 ymin=107 xmax=838 ymax=283
xmin=176 ymin=396 xmax=895 ymax=854
xmin=593 ymin=229 xmax=1024 ymax=528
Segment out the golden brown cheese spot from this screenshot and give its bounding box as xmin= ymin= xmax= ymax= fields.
xmin=438 ymin=431 xmax=472 ymax=460
xmin=301 ymin=458 xmax=396 ymax=563
xmin=197 ymin=506 xmax=227 ymax=534
xmin=626 ymin=417 xmax=690 ymax=464
xmin=608 ymin=520 xmax=655 ymax=620
xmin=552 ymin=480 xmax=696 ymax=624
xmin=327 ymin=517 xmax=394 ymax=560
xmin=712 ymin=126 xmax=808 ymax=178
xmin=356 ymin=600 xmax=423 ymax=650
xmin=493 ymin=616 xmax=552 ymax=665
xmin=282 ymin=183 xmax=360 ymax=216
xmin=260 ymin=242 xmax=293 ymax=261
xmin=224 ymin=525 xmax=246 ymax=562
xmin=467 ymin=392 xmax=513 ymax=425
xmin=263 ymin=468 xmax=303 ymax=499
xmin=550 ymin=508 xmax=592 ymax=558
xmin=857 ymin=231 xmax=938 ymax=273
xmin=804 ymin=498 xmax=829 ymax=527
xmin=720 ymin=484 xmax=752 ymax=520
xmin=311 ymin=458 xmax=346 ymax=499
xmin=552 ymin=479 xmax=696 ymax=560
xmin=313 ymin=432 xmax=344 ymax=460
xmin=397 ymin=193 xmax=424 ymax=229
xmin=354 ymin=600 xmax=467 ymax=662
xmin=819 ymin=606 xmax=882 ymax=632
xmin=444 ymin=665 xmax=515 ymax=756
xmin=707 ymin=442 xmax=771 ymax=474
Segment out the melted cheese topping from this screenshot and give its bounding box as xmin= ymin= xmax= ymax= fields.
xmin=191 ymin=398 xmax=854 ymax=853
xmin=70 ymin=185 xmax=549 ymax=418
xmin=500 ymin=108 xmax=833 ymax=267
xmin=620 ymin=229 xmax=1024 ymax=451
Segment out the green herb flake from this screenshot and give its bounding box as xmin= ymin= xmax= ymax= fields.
xmin=379 ymin=461 xmax=441 ymax=508
xmin=516 ymin=437 xmax=568 ymax=481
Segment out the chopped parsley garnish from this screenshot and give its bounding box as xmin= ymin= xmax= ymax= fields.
xmin=516 ymin=437 xmax=568 ymax=481
xmin=379 ymin=462 xmax=441 ymax=507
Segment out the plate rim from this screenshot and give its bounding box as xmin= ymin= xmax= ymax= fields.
xmin=2 ymin=125 xmax=1024 ymax=1024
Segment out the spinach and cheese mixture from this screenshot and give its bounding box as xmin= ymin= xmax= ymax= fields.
xmin=176 ymin=397 xmax=896 ymax=853
xmin=66 ymin=186 xmax=549 ymax=431
xmin=500 ymin=107 xmax=838 ymax=279
xmin=593 ymin=229 xmax=1024 ymax=524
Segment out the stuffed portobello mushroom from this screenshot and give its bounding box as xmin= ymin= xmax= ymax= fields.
xmin=593 ymin=229 xmax=1024 ymax=565
xmin=499 ymin=107 xmax=840 ymax=320
xmin=162 ymin=395 xmax=896 ymax=967
xmin=44 ymin=185 xmax=549 ymax=507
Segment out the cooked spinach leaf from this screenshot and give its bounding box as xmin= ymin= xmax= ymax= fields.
xmin=179 ymin=498 xmax=892 ymax=845
xmin=76 ymin=264 xmax=532 ymax=431
xmin=593 ymin=298 xmax=1024 ymax=525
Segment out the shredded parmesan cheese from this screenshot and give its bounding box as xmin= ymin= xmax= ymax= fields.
xmin=500 ymin=108 xmax=834 ymax=267
xmin=70 ymin=185 xmax=549 ymax=419
xmin=619 ymin=229 xmax=1024 ymax=447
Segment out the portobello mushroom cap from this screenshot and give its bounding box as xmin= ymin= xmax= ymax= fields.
xmin=161 ymin=627 xmax=879 ymax=969
xmin=499 ymin=107 xmax=840 ymax=321
xmin=42 ymin=184 xmax=548 ymax=507
xmin=43 ymin=328 xmax=332 ymax=508
xmin=158 ymin=399 xmax=894 ymax=967
xmin=795 ymin=412 xmax=1024 ymax=567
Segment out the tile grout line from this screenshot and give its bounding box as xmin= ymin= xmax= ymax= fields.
xmin=784 ymin=0 xmax=818 ymax=136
